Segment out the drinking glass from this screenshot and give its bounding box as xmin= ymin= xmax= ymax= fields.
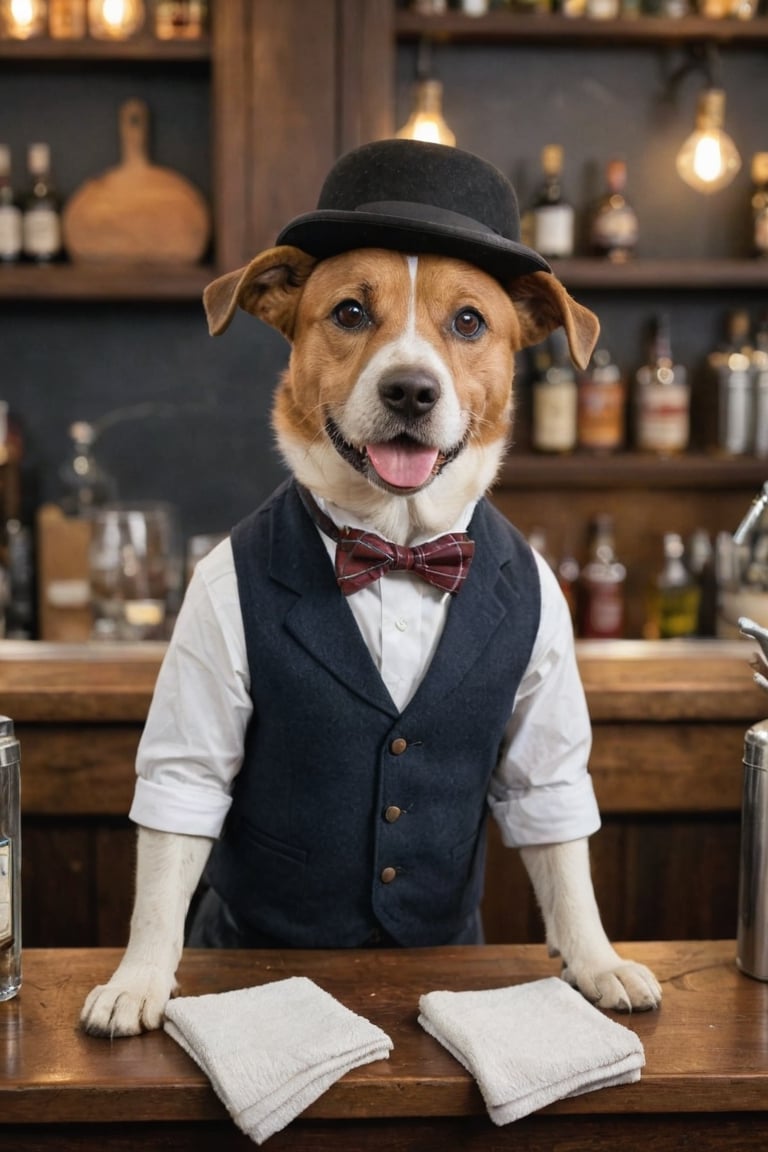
xmin=89 ymin=503 xmax=180 ymax=641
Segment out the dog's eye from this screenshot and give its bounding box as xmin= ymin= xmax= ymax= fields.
xmin=333 ymin=299 xmax=368 ymax=330
xmin=453 ymin=309 xmax=486 ymax=339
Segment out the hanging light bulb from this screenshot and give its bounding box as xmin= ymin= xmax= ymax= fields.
xmin=396 ymin=79 xmax=456 ymax=148
xmin=676 ymin=88 xmax=741 ymax=195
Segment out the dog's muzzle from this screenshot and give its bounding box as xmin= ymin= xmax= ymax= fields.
xmin=325 ymin=416 xmax=466 ymax=495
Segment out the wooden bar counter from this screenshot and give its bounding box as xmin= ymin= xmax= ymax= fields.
xmin=1 ymin=940 xmax=767 ymax=1150
xmin=0 ymin=638 xmax=767 ymax=946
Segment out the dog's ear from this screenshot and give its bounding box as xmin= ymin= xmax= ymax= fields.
xmin=505 ymin=271 xmax=600 ymax=370
xmin=203 ymin=246 xmax=317 ymax=339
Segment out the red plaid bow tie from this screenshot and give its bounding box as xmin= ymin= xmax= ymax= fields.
xmin=298 ymin=486 xmax=475 ymax=596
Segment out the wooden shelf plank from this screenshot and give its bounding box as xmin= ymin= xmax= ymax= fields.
xmin=550 ymin=258 xmax=768 ymax=290
xmin=0 ymin=262 xmax=214 ymax=302
xmin=1 ymin=259 xmax=764 ymax=302
xmin=395 ymin=11 xmax=768 ymax=45
xmin=0 ymin=34 xmax=210 ymax=62
xmin=498 ymin=451 xmax=768 ymax=490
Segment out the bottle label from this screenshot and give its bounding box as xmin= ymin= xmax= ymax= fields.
xmin=635 ymin=382 xmax=690 ymax=452
xmin=591 ymin=207 xmax=639 ymax=253
xmin=583 ymin=584 xmax=624 ymax=638
xmin=533 ymin=205 xmax=574 ymax=258
xmin=0 ymin=205 xmax=22 ymax=261
xmin=23 ymin=209 xmax=61 ymax=259
xmin=533 ymin=380 xmax=577 ymax=451
xmin=577 ymin=380 xmax=625 ymax=450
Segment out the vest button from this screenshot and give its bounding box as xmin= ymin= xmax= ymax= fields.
xmin=390 ymin=737 xmax=407 ymax=755
xmin=384 ymin=805 xmax=402 ymax=823
xmin=380 ymin=866 xmax=397 ymax=884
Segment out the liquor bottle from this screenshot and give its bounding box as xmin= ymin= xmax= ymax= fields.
xmin=577 ymin=347 xmax=626 ymax=453
xmin=527 ymin=526 xmax=555 ymax=570
xmin=634 ymin=314 xmax=690 ymax=455
xmin=58 ymin=421 xmax=116 ymax=516
xmin=585 ymin=0 xmax=620 ymax=17
xmin=21 ymin=143 xmax=63 ymax=264
xmin=752 ymin=312 xmax=768 ymax=459
xmin=589 ymin=158 xmax=639 ymax=264
xmin=0 ymin=0 xmax=46 ymax=37
xmin=532 ymin=145 xmax=575 ymax=261
xmin=751 ymin=152 xmax=768 ymax=259
xmin=687 ymin=528 xmax=717 ymax=637
xmin=4 ymin=519 xmax=34 ymax=640
xmin=577 ymin=515 xmax=626 ymax=640
xmin=0 ymin=146 xmax=22 ymax=265
xmin=707 ymin=309 xmax=754 ymax=456
xmin=644 ymin=533 xmax=700 ymax=641
xmin=531 ymin=328 xmax=577 ymax=453
xmin=49 ymin=0 xmax=87 ymax=38
xmin=154 ymin=0 xmax=207 ymax=39
xmin=557 ymin=541 xmax=580 ymax=627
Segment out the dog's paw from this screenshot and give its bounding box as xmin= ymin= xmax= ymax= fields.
xmin=562 ymin=958 xmax=662 ymax=1012
xmin=80 ymin=964 xmax=177 ymax=1038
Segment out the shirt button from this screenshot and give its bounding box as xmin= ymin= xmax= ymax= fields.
xmin=384 ymin=805 xmax=402 ymax=823
xmin=380 ymin=866 xmax=397 ymax=884
xmin=390 ymin=737 xmax=407 ymax=755
xmin=395 ymin=617 xmax=408 ymax=632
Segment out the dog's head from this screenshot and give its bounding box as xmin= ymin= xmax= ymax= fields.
xmin=204 ymin=247 xmax=597 ymax=540
xmin=203 ymin=141 xmax=599 ymax=541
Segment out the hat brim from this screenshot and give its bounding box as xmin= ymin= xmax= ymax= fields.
xmin=276 ymin=208 xmax=551 ymax=282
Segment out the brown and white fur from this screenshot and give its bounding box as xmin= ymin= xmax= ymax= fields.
xmin=81 ymin=247 xmax=661 ymax=1037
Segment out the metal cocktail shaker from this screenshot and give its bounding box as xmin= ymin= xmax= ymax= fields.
xmin=0 ymin=716 xmax=21 ymax=1001
xmin=738 ymin=720 xmax=768 ymax=980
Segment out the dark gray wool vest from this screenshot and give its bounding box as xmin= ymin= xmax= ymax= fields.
xmin=204 ymin=479 xmax=541 ymax=948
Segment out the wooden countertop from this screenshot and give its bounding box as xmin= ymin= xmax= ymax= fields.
xmin=0 ymin=638 xmax=766 ymax=724
xmin=2 ymin=941 xmax=767 ymax=1148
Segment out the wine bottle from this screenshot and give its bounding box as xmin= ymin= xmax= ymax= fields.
xmin=577 ymin=515 xmax=626 ymax=640
xmin=21 ymin=143 xmax=63 ymax=264
xmin=644 ymin=533 xmax=700 ymax=641
xmin=634 ymin=314 xmax=690 ymax=455
xmin=707 ymin=308 xmax=754 ymax=456
xmin=531 ymin=328 xmax=577 ymax=453
xmin=589 ymin=158 xmax=638 ymax=263
xmin=532 ymin=145 xmax=575 ymax=261
xmin=577 ymin=348 xmax=626 ymax=453
xmin=0 ymin=145 xmax=22 ymax=264
xmin=58 ymin=421 xmax=116 ymax=516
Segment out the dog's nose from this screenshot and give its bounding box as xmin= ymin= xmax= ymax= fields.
xmin=379 ymin=372 xmax=441 ymax=419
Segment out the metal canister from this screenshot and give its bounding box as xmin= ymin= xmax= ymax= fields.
xmin=0 ymin=717 xmax=21 ymax=1001
xmin=738 ymin=719 xmax=768 ymax=980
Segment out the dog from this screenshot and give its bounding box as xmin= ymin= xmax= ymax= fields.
xmin=81 ymin=140 xmax=661 ymax=1038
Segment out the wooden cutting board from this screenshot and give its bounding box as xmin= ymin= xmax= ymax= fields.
xmin=62 ymin=98 xmax=211 ymax=264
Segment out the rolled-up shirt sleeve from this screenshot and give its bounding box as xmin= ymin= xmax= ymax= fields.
xmin=488 ymin=552 xmax=600 ymax=848
xmin=129 ymin=539 xmax=252 ymax=838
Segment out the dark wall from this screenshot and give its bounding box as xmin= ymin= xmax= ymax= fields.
xmin=2 ymin=37 xmax=766 ymax=545
xmin=2 ymin=60 xmax=290 ymax=539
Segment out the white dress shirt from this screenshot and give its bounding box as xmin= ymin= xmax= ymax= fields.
xmin=130 ymin=498 xmax=600 ymax=849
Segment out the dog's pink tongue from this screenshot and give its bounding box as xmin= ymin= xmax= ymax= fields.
xmin=366 ymin=442 xmax=439 ymax=490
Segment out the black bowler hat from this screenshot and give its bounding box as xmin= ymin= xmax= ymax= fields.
xmin=276 ymin=139 xmax=550 ymax=282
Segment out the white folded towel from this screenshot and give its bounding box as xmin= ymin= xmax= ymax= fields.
xmin=164 ymin=975 xmax=393 ymax=1144
xmin=418 ymin=976 xmax=644 ymax=1126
